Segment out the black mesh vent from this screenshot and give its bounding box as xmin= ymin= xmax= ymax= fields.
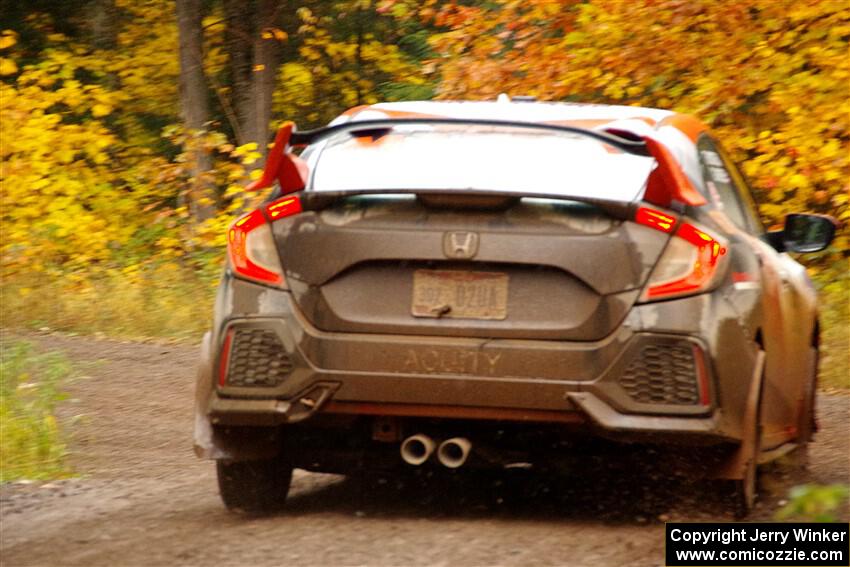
xmin=226 ymin=329 xmax=293 ymax=387
xmin=618 ymin=344 xmax=700 ymax=405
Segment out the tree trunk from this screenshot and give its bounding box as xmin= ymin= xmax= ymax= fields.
xmin=223 ymin=0 xmax=252 ymax=146
xmin=87 ymin=0 xmax=117 ymax=50
xmin=176 ymin=0 xmax=214 ymax=220
xmin=223 ymin=0 xmax=282 ymax=160
xmin=250 ymin=0 xmax=280 ymax=156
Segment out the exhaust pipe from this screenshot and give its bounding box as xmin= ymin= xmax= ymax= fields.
xmin=437 ymin=437 xmax=472 ymax=469
xmin=400 ymin=434 xmax=436 ymax=466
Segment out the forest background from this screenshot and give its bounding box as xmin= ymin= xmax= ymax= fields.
xmin=1 ymin=0 xmax=847 ymax=388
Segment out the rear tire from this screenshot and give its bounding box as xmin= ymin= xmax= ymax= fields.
xmin=216 ymin=455 xmax=293 ymax=514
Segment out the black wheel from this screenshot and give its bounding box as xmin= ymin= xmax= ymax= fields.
xmin=216 ymin=454 xmax=293 ymax=513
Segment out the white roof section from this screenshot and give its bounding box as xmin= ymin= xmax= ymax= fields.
xmin=310 ymin=125 xmax=655 ymax=201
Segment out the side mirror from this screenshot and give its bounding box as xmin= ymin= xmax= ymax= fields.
xmin=767 ymin=213 xmax=837 ymax=253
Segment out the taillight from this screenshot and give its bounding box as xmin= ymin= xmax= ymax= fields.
xmin=227 ymin=195 xmax=301 ymax=287
xmin=635 ymin=206 xmax=676 ymax=233
xmin=266 ymin=195 xmax=302 ymax=219
xmin=636 ymin=206 xmax=727 ymax=302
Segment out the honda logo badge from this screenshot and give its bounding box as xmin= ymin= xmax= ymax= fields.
xmin=443 ymin=231 xmax=479 ymax=259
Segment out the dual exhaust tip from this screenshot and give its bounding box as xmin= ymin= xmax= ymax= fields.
xmin=400 ymin=434 xmax=471 ymax=468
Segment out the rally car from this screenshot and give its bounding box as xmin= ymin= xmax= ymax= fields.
xmin=194 ymin=99 xmax=836 ymax=515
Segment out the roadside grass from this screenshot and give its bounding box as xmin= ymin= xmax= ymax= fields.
xmin=0 ymin=340 xmax=75 ymax=482
xmin=817 ymin=268 xmax=849 ymax=391
xmin=776 ymin=484 xmax=850 ymax=522
xmin=1 ymin=265 xmax=217 ymax=343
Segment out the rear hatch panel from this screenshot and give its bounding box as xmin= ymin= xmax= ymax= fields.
xmin=272 ymin=195 xmax=668 ymax=341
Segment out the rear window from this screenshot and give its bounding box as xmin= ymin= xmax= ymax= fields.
xmin=308 ymin=125 xmax=655 ymax=202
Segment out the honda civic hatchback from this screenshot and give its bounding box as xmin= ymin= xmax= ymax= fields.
xmin=194 ymin=100 xmax=836 ymax=516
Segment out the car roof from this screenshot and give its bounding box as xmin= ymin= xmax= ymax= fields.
xmin=333 ymin=100 xmax=709 ymax=142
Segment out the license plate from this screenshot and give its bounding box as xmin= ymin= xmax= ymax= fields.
xmin=412 ymin=270 xmax=508 ymax=320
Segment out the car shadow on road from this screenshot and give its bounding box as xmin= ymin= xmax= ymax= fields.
xmin=280 ymin=460 xmax=748 ymax=524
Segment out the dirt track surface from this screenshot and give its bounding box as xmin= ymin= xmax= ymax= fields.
xmin=1 ymin=333 xmax=848 ymax=567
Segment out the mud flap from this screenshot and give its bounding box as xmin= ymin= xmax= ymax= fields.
xmin=711 ymin=349 xmax=765 ymax=480
xmin=799 ymin=346 xmax=819 ymax=440
xmin=193 ymin=332 xmax=219 ymax=459
xmin=206 ymin=426 xmax=282 ymax=461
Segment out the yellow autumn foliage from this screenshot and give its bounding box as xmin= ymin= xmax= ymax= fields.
xmin=1 ymin=35 xmax=141 ymax=274
xmin=0 ymin=20 xmax=259 ymax=279
xmin=273 ymin=4 xmax=428 ymax=127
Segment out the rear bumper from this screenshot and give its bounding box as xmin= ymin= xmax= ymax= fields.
xmin=196 ymin=278 xmax=751 ymax=445
xmin=205 ymin=390 xmax=725 ymax=443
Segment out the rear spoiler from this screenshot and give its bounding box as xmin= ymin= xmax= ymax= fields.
xmin=247 ymin=118 xmax=706 ymax=209
xmin=290 ymin=118 xmax=651 ymax=153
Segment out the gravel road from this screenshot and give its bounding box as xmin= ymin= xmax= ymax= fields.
xmin=1 ymin=333 xmax=848 ymax=566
